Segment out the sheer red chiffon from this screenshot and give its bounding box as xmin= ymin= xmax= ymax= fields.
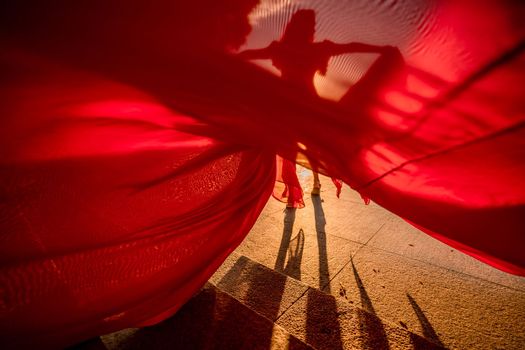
xmin=1 ymin=0 xmax=524 ymax=347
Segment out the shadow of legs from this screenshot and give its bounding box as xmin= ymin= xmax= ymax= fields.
xmin=311 ymin=195 xmax=330 ymax=291
xmin=306 ymin=196 xmax=343 ymax=350
xmin=407 ymin=293 xmax=444 ymax=348
xmin=283 ymin=228 xmax=305 ymax=280
xmin=275 ymin=207 xmax=296 ymax=271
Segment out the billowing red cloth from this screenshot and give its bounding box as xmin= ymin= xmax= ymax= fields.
xmin=1 ymin=0 xmax=524 ymax=347
xmin=273 ymin=156 xmax=305 ymax=208
xmin=272 ymin=156 xmax=343 ymax=208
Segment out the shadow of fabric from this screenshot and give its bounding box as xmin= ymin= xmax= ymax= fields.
xmin=283 ymin=228 xmax=305 ymax=280
xmin=275 ymin=206 xmax=305 ymax=281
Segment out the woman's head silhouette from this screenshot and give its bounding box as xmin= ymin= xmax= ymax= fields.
xmin=281 ymin=9 xmax=316 ymax=44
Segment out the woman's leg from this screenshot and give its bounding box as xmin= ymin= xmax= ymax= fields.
xmin=312 ymin=171 xmax=321 ymax=195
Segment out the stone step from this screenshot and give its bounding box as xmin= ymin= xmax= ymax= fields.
xmin=208 ymin=252 xmax=446 ymax=349
xmin=77 ymin=252 xmax=445 ymax=349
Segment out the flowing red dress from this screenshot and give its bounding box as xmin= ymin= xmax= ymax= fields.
xmin=1 ymin=1 xmax=524 ymax=347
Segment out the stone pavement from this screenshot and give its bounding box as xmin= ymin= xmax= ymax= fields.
xmin=221 ymin=169 xmax=525 ymax=349
xmin=87 ymin=169 xmax=525 ymax=349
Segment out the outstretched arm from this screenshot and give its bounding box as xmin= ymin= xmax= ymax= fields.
xmin=328 ymin=41 xmax=395 ymax=56
xmin=237 ymin=44 xmax=274 ymax=60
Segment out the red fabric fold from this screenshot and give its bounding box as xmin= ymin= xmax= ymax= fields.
xmin=1 ymin=0 xmax=524 ymax=347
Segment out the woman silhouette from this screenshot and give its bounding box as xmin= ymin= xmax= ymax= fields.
xmin=239 ymin=9 xmax=392 ymax=200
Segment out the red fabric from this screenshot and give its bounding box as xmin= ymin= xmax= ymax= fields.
xmin=272 ymin=156 xmax=343 ymax=208
xmin=273 ymin=156 xmax=305 ymax=208
xmin=1 ymin=0 xmax=524 ymax=347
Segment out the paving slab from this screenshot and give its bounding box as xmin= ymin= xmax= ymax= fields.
xmin=209 ymin=252 xmax=310 ymax=321
xmin=235 ymin=210 xmax=363 ymax=289
xmin=230 ymin=171 xmax=525 ymax=348
xmin=235 ymin=171 xmax=393 ymax=291
xmin=367 ymin=215 xmax=525 ymax=291
xmin=211 ymin=252 xmax=442 ymax=350
xmin=277 ymin=287 xmax=445 ymax=350
xmin=318 ymin=195 xmax=393 ymax=245
xmin=298 ymin=169 xmax=392 ymax=245
xmin=326 ymin=245 xmax=525 ymax=350
xmin=257 ymin=193 xmax=288 ymax=219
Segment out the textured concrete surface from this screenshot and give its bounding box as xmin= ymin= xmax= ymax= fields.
xmin=276 ymin=287 xmax=443 ymax=350
xmin=209 ymin=253 xmax=309 ymax=321
xmin=229 ymin=170 xmax=525 ymax=349
xmin=327 ymin=246 xmax=525 ymax=349
xmin=210 ymin=252 xmax=443 ymax=350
